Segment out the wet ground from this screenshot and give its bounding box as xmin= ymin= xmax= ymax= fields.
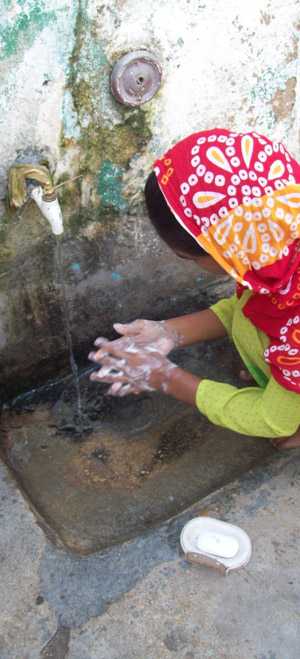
xmin=0 ymin=339 xmax=274 ymax=554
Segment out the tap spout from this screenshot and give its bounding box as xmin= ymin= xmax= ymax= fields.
xmin=8 ymin=162 xmax=64 ymax=235
xmin=30 ymin=186 xmax=64 ymax=236
xmin=8 ymin=163 xmax=56 ymax=208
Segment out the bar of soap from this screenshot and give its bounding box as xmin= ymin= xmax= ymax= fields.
xmin=196 ymin=531 xmax=239 ymax=558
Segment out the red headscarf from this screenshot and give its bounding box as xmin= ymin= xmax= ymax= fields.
xmin=154 ymin=129 xmax=300 ymax=393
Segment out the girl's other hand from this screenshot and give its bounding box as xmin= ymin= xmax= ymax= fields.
xmin=88 ymin=339 xmax=177 ymax=397
xmin=93 ymin=319 xmax=181 ymax=358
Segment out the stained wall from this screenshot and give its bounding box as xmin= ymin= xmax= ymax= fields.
xmin=0 ymin=0 xmax=299 ymax=394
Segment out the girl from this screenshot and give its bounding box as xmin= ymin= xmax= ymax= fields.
xmin=89 ymin=129 xmax=300 ymax=449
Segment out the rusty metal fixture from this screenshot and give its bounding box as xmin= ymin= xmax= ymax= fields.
xmin=110 ymin=50 xmax=162 ymax=107
xmin=8 ymin=164 xmax=56 ymax=208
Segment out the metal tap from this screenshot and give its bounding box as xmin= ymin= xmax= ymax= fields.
xmin=8 ymin=163 xmax=56 ymax=209
xmin=8 ymin=162 xmax=64 ymax=235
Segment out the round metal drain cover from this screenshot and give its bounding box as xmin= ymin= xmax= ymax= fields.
xmin=110 ymin=50 xmax=162 ymax=107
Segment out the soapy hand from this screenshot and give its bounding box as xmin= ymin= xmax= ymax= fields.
xmin=88 ymin=337 xmax=178 ymax=397
xmin=94 ymin=319 xmax=181 ymax=358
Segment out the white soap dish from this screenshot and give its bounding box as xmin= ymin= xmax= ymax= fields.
xmin=180 ymin=516 xmax=252 ymax=575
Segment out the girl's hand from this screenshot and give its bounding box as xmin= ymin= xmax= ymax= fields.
xmin=88 ymin=339 xmax=178 ymax=397
xmin=93 ymin=319 xmax=181 ymax=360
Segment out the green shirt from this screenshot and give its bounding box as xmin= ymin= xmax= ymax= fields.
xmin=196 ymin=291 xmax=300 ymax=438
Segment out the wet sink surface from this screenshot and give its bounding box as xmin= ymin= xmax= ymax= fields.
xmin=0 ymin=340 xmax=273 ymax=554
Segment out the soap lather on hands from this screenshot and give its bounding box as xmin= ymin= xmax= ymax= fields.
xmin=89 ymin=319 xmax=182 ymax=397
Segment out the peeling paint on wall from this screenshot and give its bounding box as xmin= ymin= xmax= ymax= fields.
xmin=61 ymin=89 xmax=81 ymax=141
xmin=0 ymin=0 xmax=57 ymax=60
xmin=1 ymin=0 xmax=299 ymax=211
xmin=272 ymin=76 xmax=297 ymax=121
xmin=97 ymin=160 xmax=128 ymax=212
xmin=0 ymin=0 xmax=299 ymax=387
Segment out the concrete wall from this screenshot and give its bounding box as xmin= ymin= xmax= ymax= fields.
xmin=0 ymin=0 xmax=299 ymax=395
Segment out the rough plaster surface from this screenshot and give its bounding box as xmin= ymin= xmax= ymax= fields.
xmin=0 ymin=463 xmax=57 ymax=659
xmin=0 ymin=0 xmax=299 ymax=387
xmin=0 ymin=0 xmax=299 ymax=177
xmin=0 ymin=450 xmax=300 ymax=658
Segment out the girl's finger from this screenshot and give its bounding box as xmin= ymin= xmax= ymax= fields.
xmin=118 ymin=384 xmax=133 ymax=397
xmin=113 ymin=383 xmax=142 ymax=397
xmin=93 ymin=337 xmax=128 ymax=354
xmin=110 ymin=382 xmax=141 ymax=396
xmin=113 ymin=320 xmax=144 ymax=337
xmin=271 ymin=435 xmax=300 ymax=449
xmin=94 ymin=336 xmax=109 ymax=347
xmin=88 ymin=352 xmax=125 ymax=370
xmin=88 ymin=350 xmax=109 ymax=363
xmin=106 ymin=382 xmax=124 ymax=396
xmin=93 ymin=344 xmax=133 ymax=361
xmin=89 ymin=367 xmax=128 ymax=384
xmin=109 ymin=383 xmax=133 ymax=397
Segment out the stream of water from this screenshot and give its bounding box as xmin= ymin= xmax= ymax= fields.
xmin=55 ymin=237 xmax=83 ymax=428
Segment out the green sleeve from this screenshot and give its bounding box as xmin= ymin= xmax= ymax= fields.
xmin=210 ymin=295 xmax=237 ymax=338
xmin=196 ymin=377 xmax=300 ymax=438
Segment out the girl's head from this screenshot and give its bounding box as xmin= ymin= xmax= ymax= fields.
xmin=145 ymin=128 xmax=300 ymax=291
xmin=144 ymin=171 xmax=224 ymax=274
xmin=145 ymin=129 xmax=300 ymax=395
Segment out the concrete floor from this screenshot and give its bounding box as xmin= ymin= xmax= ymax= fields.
xmin=1 ymin=339 xmax=273 ymax=555
xmin=1 ymin=449 xmax=300 ymax=659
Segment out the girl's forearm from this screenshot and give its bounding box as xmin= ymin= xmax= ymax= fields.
xmin=167 ymin=367 xmax=200 ymax=405
xmin=152 ymin=366 xmax=201 ymax=406
xmin=164 ymin=308 xmax=227 ymax=347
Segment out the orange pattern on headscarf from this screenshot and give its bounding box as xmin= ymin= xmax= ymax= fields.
xmin=153 ymin=129 xmax=300 ymax=392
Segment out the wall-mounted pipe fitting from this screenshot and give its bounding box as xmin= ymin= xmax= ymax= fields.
xmin=110 ymin=50 xmax=162 ymax=107
xmin=8 ymin=162 xmax=64 ymax=235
